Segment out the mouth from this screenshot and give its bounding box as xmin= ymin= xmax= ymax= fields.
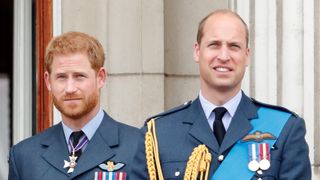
xmin=213 ymin=66 xmax=232 ymax=72
xmin=64 ymin=98 xmax=82 ymax=101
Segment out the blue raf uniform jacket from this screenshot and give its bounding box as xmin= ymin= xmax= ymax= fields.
xmin=9 ymin=112 xmax=140 ymax=180
xmin=131 ymin=92 xmax=311 ymax=180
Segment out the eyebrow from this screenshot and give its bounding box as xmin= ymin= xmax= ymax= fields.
xmin=205 ymin=40 xmax=243 ymax=46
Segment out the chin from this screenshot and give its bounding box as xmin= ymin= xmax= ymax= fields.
xmin=214 ymin=84 xmax=235 ymax=92
xmin=65 ymin=111 xmax=84 ymax=119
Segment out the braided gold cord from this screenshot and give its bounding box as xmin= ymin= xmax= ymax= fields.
xmin=145 ymin=119 xmax=164 ymax=180
xmin=145 ymin=129 xmax=157 ymax=179
xmin=145 ymin=119 xmax=211 ymax=180
xmin=183 ymin=144 xmax=212 ymax=180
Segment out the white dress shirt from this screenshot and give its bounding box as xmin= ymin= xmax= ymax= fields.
xmin=199 ymin=91 xmax=242 ymax=131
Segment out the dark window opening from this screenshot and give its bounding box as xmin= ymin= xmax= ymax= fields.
xmin=0 ymin=0 xmax=13 ymax=147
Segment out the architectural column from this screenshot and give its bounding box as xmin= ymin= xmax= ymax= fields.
xmin=13 ymin=0 xmax=32 ymax=143
xmin=281 ymin=0 xmax=303 ymax=113
xmin=303 ymin=0 xmax=316 ymax=167
xmin=315 ymin=0 xmax=320 ymax=170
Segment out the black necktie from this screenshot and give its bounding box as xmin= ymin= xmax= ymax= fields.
xmin=213 ymin=107 xmax=227 ymax=145
xmin=71 ymin=131 xmax=85 ymax=158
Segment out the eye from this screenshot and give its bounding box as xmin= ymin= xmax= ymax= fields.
xmin=208 ymin=42 xmax=220 ymax=48
xmin=56 ymin=74 xmax=66 ymax=80
xmin=229 ymin=43 xmax=241 ymax=50
xmin=75 ymin=74 xmax=86 ymax=80
xmin=231 ymin=43 xmax=239 ymax=47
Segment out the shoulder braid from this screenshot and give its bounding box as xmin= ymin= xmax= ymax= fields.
xmin=145 ymin=119 xmax=212 ymax=180
xmin=145 ymin=119 xmax=164 ymax=180
xmin=184 ymin=144 xmax=212 ymax=180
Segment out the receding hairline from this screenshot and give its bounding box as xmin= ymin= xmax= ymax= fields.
xmin=197 ymin=9 xmax=249 ymax=47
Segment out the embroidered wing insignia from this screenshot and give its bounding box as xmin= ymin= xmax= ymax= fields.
xmin=242 ymin=131 xmax=276 ymax=142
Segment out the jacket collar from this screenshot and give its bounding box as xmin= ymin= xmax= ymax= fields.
xmin=184 ymin=92 xmax=258 ymax=154
xmin=41 ymin=112 xmax=119 ymax=178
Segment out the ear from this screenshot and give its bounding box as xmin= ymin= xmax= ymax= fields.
xmin=97 ymin=67 xmax=107 ymax=88
xmin=245 ymin=48 xmax=250 ymax=66
xmin=44 ymin=71 xmax=51 ymax=91
xmin=193 ymin=42 xmax=200 ymax=63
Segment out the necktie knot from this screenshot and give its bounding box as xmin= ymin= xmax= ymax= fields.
xmin=71 ymin=131 xmax=85 ymax=147
xmin=214 ymin=107 xmax=227 ymax=120
xmin=69 ymin=130 xmax=88 ymax=159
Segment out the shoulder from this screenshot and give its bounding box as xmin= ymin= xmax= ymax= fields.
xmin=251 ymin=98 xmax=299 ymax=118
xmin=102 ymin=112 xmax=140 ymax=139
xmin=145 ymin=100 xmax=193 ymax=124
xmin=11 ymin=124 xmax=60 ymax=154
xmin=15 ymin=124 xmax=59 ymax=145
xmin=117 ymin=121 xmax=140 ymax=135
xmin=103 ymin=111 xmax=139 ymax=132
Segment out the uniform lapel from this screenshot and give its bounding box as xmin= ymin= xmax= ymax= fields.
xmin=41 ymin=123 xmax=70 ymax=177
xmin=219 ymin=93 xmax=258 ymax=154
xmin=70 ymin=113 xmax=117 ymax=179
xmin=185 ymin=98 xmax=220 ymax=154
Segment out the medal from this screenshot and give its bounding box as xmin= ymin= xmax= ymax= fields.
xmin=259 ymin=158 xmax=271 ymax=170
xmin=248 ymin=142 xmax=272 ymax=172
xmin=259 ymin=143 xmax=271 ymax=170
xmin=63 ymin=134 xmax=89 ymax=173
xmin=64 ymin=150 xmax=78 ymax=173
xmin=248 ymin=160 xmax=259 ymax=172
xmin=248 ymin=143 xmax=259 ymax=171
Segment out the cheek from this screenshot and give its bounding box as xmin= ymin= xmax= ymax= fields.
xmin=201 ymin=49 xmax=214 ymax=59
xmin=50 ymin=83 xmax=67 ymax=94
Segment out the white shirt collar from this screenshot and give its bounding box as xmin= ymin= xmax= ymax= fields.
xmin=199 ymin=90 xmax=242 ymax=119
xmin=62 ymin=108 xmax=104 ymax=143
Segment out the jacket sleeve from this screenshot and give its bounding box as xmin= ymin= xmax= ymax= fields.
xmin=129 ymin=128 xmax=150 ymax=180
xmin=278 ymin=116 xmax=311 ymax=179
xmin=8 ymin=146 xmax=20 ymax=180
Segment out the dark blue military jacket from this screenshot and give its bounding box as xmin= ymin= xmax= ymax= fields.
xmin=9 ymin=112 xmax=139 ymax=180
xmin=131 ymin=92 xmax=311 ymax=180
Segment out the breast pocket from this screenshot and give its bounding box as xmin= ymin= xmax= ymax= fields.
xmin=161 ymin=161 xmax=187 ymax=179
xmin=252 ymin=159 xmax=280 ymax=180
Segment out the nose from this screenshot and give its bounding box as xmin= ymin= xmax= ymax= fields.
xmin=65 ymin=78 xmax=77 ymax=94
xmin=217 ymin=46 xmax=231 ymax=62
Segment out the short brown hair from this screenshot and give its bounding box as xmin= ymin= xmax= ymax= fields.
xmin=45 ymin=31 xmax=105 ymax=73
xmin=196 ymin=9 xmax=249 ymax=47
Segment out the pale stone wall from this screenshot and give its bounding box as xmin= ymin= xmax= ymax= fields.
xmin=163 ymin=0 xmax=227 ymax=108
xmin=62 ymin=0 xmax=165 ymax=127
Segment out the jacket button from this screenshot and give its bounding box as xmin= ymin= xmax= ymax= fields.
xmin=175 ymin=170 xmax=180 ymax=177
xmin=257 ymin=170 xmax=263 ymax=175
xmin=218 ymin=155 xmax=224 ymax=162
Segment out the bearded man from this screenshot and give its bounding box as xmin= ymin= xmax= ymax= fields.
xmin=9 ymin=31 xmax=139 ymax=180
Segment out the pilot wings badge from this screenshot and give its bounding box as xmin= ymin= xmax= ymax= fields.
xmin=242 ymin=131 xmax=276 ymax=142
xmin=99 ymin=161 xmax=125 ymax=172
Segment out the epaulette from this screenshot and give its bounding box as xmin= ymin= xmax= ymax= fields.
xmin=145 ymin=100 xmax=193 ymax=124
xmin=251 ymin=98 xmax=299 ymax=117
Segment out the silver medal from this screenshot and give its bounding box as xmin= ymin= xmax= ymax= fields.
xmin=259 ymin=158 xmax=270 ymax=170
xmin=248 ymin=160 xmax=260 ymax=171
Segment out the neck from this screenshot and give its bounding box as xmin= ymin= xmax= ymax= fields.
xmin=200 ymin=84 xmax=241 ymax=106
xmin=62 ymin=105 xmax=100 ymax=131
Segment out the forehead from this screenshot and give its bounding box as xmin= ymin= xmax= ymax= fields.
xmin=202 ymin=13 xmax=247 ymax=42
xmin=51 ymin=53 xmax=92 ymax=72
